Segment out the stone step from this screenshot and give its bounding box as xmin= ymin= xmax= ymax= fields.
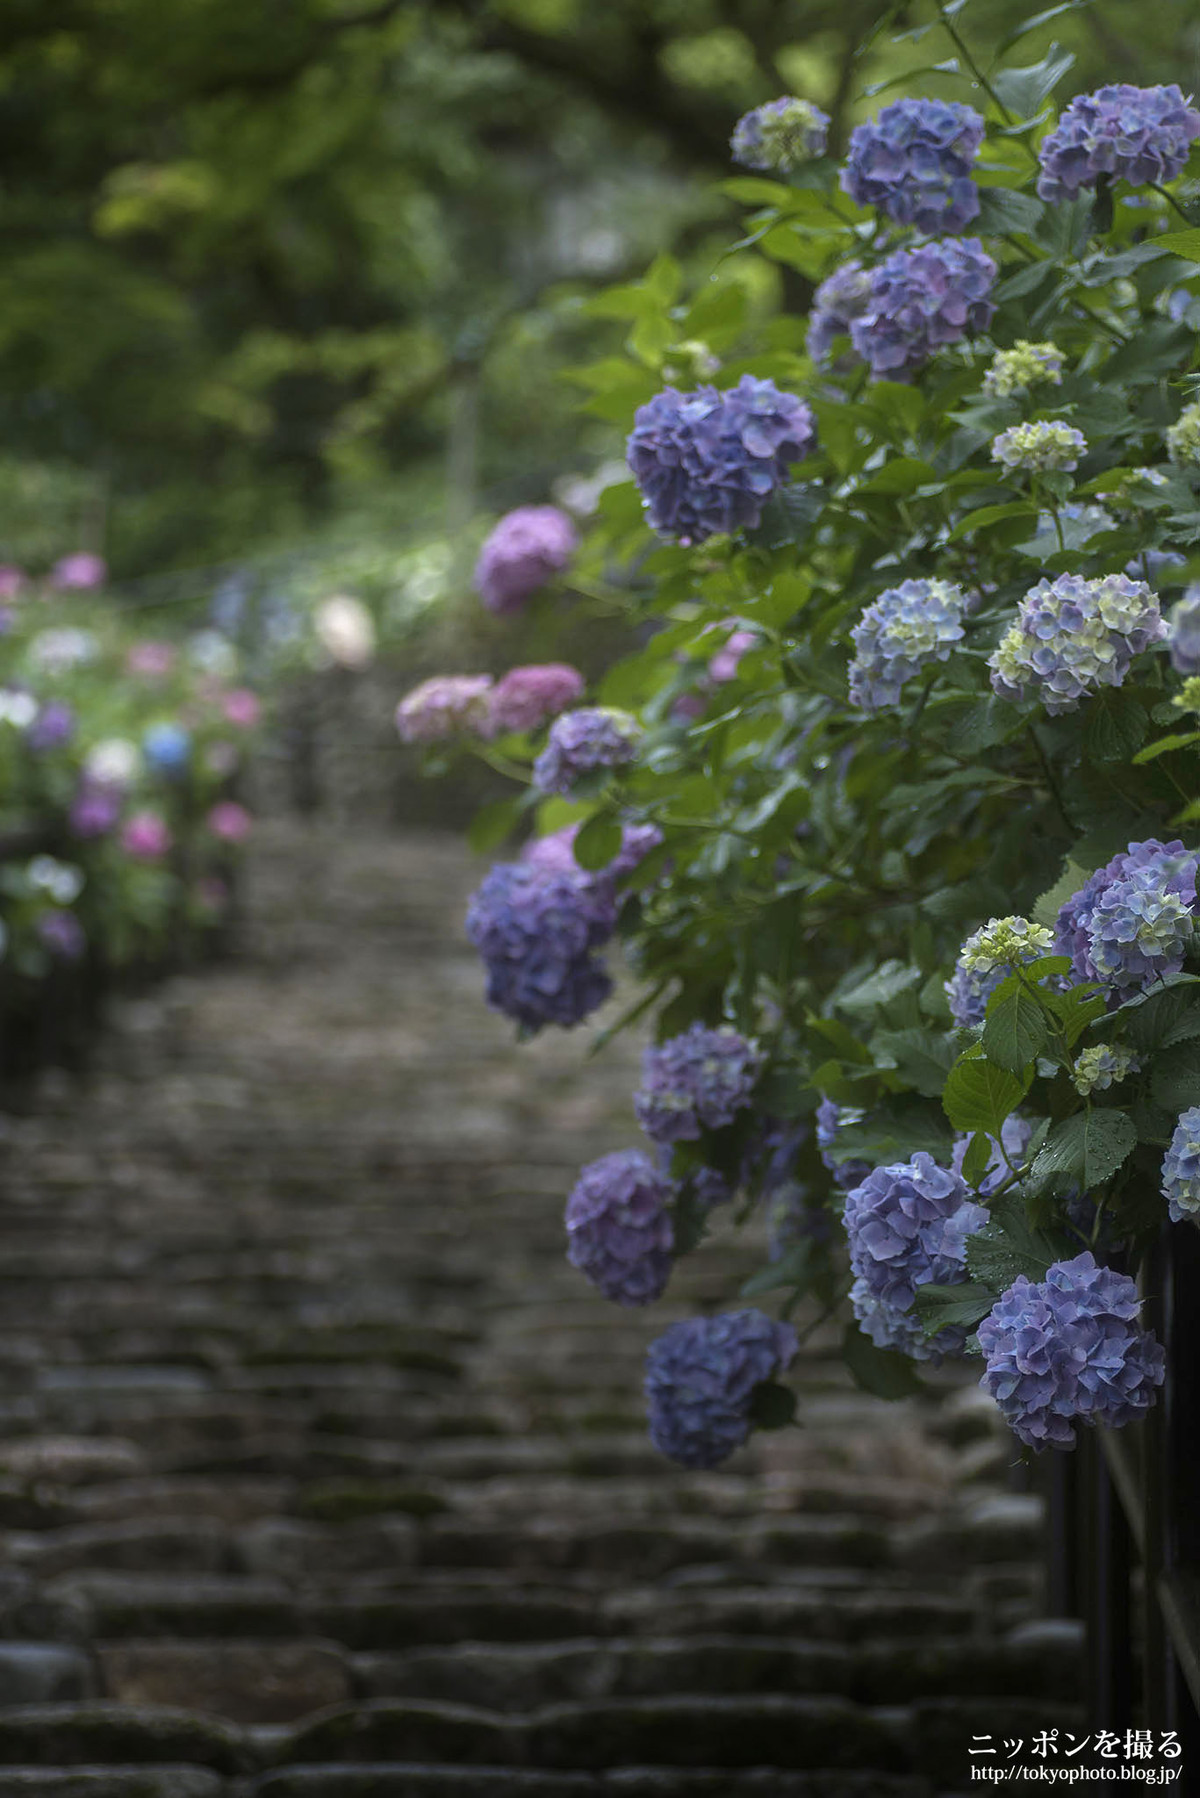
xmin=0 ymin=1705 xmax=249 ymax=1773
xmin=0 ymin=1772 xmax=226 ymax=1796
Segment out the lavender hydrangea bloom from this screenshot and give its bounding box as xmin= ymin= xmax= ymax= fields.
xmin=978 ymin=1253 xmax=1165 ymax=1449
xmin=731 ymin=96 xmax=829 ymax=171
xmin=841 ymin=98 xmax=985 ymax=234
xmin=848 ymin=578 xmax=966 ymax=711
xmin=69 ymin=783 xmax=121 ymax=839
xmin=37 ymin=910 xmax=85 ymax=961
xmin=989 ymin=573 xmax=1164 ymax=714
xmin=634 ymin=1024 xmax=764 ymax=1144
xmin=808 ymin=260 xmax=873 ymax=364
xmin=816 ymin=1098 xmax=871 ymax=1191
xmin=26 ymin=700 xmax=75 ymax=751
xmin=851 ymin=239 xmax=997 ymax=380
xmin=945 ymin=918 xmax=1056 ymax=1027
xmin=396 ymin=675 xmax=493 ymax=744
xmin=1167 ymin=587 xmax=1200 ymax=674
xmin=1162 ymin=1107 xmax=1200 ymax=1222
xmin=1037 ymin=85 xmax=1200 ymax=204
xmin=844 ymin=1154 xmax=987 ymax=1360
xmin=489 ymin=664 xmax=584 ymax=734
xmin=565 ymin=1150 xmax=675 ymax=1305
xmin=644 ymin=1308 xmax=798 ymax=1468
xmin=466 ymin=861 xmax=615 ymax=1032
xmin=1054 ymin=839 xmax=1198 ymax=1000
xmin=626 ymin=377 xmax=817 ymax=546
xmin=531 ymin=706 xmax=642 ymax=796
xmin=473 ymin=506 xmax=578 ymax=615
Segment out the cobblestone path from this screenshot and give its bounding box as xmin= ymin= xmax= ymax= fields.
xmin=0 ymin=823 xmax=1081 ymax=1796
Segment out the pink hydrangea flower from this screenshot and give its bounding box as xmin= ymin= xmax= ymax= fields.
xmin=489 ymin=663 xmax=584 ymax=734
xmin=127 ymin=641 xmax=176 ymax=678
xmin=708 ymin=626 xmax=759 ymax=684
xmin=222 ymin=688 xmax=261 ymax=729
xmin=0 ymin=566 xmax=25 ymax=600
xmin=396 ymin=675 xmax=494 ymax=744
xmin=51 ymin=553 xmax=107 ymax=591
xmin=121 ymin=811 xmax=172 ymax=860
xmin=207 ymin=800 xmax=253 ymax=843
xmin=474 ymin=507 xmax=578 ymax=614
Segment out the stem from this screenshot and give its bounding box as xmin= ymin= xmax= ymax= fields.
xmin=1030 ymin=724 xmax=1072 ymax=834
xmin=938 ymin=3 xmax=1016 ymax=124
xmin=1151 ymin=182 xmax=1193 ymax=226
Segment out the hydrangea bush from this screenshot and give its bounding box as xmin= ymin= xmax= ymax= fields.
xmin=405 ymin=19 xmax=1200 ymax=1465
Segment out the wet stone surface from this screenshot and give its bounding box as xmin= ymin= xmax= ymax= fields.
xmin=0 ymin=822 xmax=1080 ymax=1795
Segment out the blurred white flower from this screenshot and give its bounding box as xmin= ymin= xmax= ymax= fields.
xmin=187 ymin=630 xmax=238 ymax=678
xmin=314 ymin=594 xmax=376 ymax=669
xmin=86 ymin=737 xmax=140 ymax=788
xmin=27 ymin=856 xmax=84 ymax=904
xmin=27 ymin=628 xmax=98 ymax=672
xmin=552 ymin=459 xmax=630 ymax=519
xmin=0 ymin=689 xmax=38 ymax=727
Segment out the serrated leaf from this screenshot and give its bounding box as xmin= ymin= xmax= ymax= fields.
xmin=1150 ymin=1039 xmax=1200 ymax=1113
xmin=912 ymin=1279 xmax=996 ymax=1338
xmin=943 ymin=1054 xmax=1030 ymax=1135
xmin=965 ymin=1193 xmax=1061 ymax=1291
xmin=982 ymin=984 xmax=1050 ymax=1074
xmin=1048 ymin=983 xmax=1108 ymax=1048
xmin=1032 ymin=860 xmax=1090 ymax=930
xmin=976 ymin=187 xmax=1045 ymax=236
xmin=945 ymin=696 xmax=1022 ymax=755
xmin=1031 ymin=1109 xmax=1137 ymax=1192
xmin=1083 ymin=690 xmax=1149 ymax=763
xmin=1155 ymin=228 xmax=1200 ymax=265
xmin=572 ymin=812 xmax=623 ymax=872
xmin=961 ymin=1130 xmax=994 ymax=1187
xmin=871 ymin=1026 xmax=956 ymax=1097
xmin=842 ymin=1323 xmax=923 ymax=1400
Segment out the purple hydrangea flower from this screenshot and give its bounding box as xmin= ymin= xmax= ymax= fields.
xmin=644 ymin=1308 xmax=798 ymax=1468
xmin=396 ymin=675 xmax=493 ymax=744
xmin=1167 ymin=587 xmax=1200 ymax=674
xmin=808 ymin=260 xmax=873 ymax=364
xmin=1054 ymin=839 xmax=1198 ymax=1001
xmin=1037 ymin=85 xmax=1200 ymax=204
xmin=844 ymin=1153 xmax=987 ymax=1360
xmin=816 ymin=1097 xmax=871 ymax=1191
xmin=989 ymin=573 xmax=1164 ymax=715
xmin=731 ymin=96 xmax=830 ymax=171
xmin=532 ymin=706 xmax=641 ymax=796
xmin=488 ymin=663 xmax=585 ymax=734
xmin=851 ymin=239 xmax=997 ymax=380
xmin=626 ymin=376 xmax=817 ymax=546
xmin=473 ymin=506 xmax=578 ymax=615
xmin=50 ymin=553 xmax=106 ymax=591
xmin=978 ymin=1252 xmax=1165 ymax=1450
xmin=848 ymin=578 xmax=966 ymax=711
xmin=522 ymin=819 xmax=663 ymax=890
xmin=69 ymin=782 xmax=122 ymax=839
xmin=37 ymin=910 xmax=85 ymax=961
xmin=1162 ymin=1107 xmax=1200 ymax=1222
xmin=26 ymin=700 xmax=75 ymax=751
xmin=634 ymin=1023 xmax=764 ymax=1144
xmin=841 ymin=98 xmax=985 ymax=234
xmin=565 ymin=1150 xmax=675 ymax=1305
xmin=465 ymin=861 xmax=616 ymax=1032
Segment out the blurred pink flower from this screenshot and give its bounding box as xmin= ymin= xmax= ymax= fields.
xmin=708 ymin=626 xmax=759 ymax=684
xmin=127 ymin=641 xmax=176 ymax=678
xmin=222 ymin=688 xmax=261 ymax=729
xmin=196 ymin=876 xmax=229 ymax=914
xmin=396 ymin=675 xmax=493 ymax=744
xmin=207 ymin=800 xmax=253 ymax=843
xmin=121 ymin=811 xmax=172 ymax=860
xmin=489 ymin=663 xmax=584 ymax=734
xmin=51 ymin=553 xmax=107 ymax=591
xmin=0 ymin=566 xmax=25 ymax=600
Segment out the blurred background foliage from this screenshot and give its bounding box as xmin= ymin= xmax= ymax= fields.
xmin=2 ymin=0 xmax=1199 ymax=583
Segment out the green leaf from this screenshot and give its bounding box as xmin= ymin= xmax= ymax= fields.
xmin=747 ymin=1380 xmax=799 ymax=1430
xmin=1154 ymin=228 xmax=1200 ymax=265
xmin=741 ymin=1241 xmax=813 ymax=1299
xmin=1032 ymin=859 xmax=1090 ymax=930
xmin=946 ymin=696 xmax=1022 ymax=755
xmin=945 ymin=501 xmax=1036 ymax=542
xmin=467 ymin=796 xmax=524 ymax=855
xmin=961 ymin=1130 xmax=994 ymax=1188
xmin=1048 ymin=983 xmax=1108 ymax=1048
xmin=572 ymin=812 xmax=623 ymax=872
xmin=871 ymin=1026 xmax=956 ymax=1098
xmin=1083 ymin=690 xmax=1148 ymax=763
xmin=965 ymin=1196 xmax=1059 ymax=1292
xmin=982 ymin=984 xmax=1049 ymax=1073
xmin=1133 ymin=730 xmax=1200 ymax=764
xmin=943 ymin=1054 xmax=1029 ymax=1135
xmin=1031 ymin=1109 xmax=1137 ymax=1192
xmin=1150 ymin=1039 xmax=1200 ymax=1113
xmin=1123 ymin=986 xmax=1200 ymax=1055
xmin=835 ymin=960 xmax=923 ymax=1016
xmin=911 ymin=1279 xmax=996 ymax=1338
xmin=997 ymin=0 xmax=1088 ymax=52
xmin=975 ymin=187 xmax=1044 ymax=236
xmin=842 ymin=1323 xmax=923 ymax=1400
xmin=991 ymin=46 xmax=1075 ymax=120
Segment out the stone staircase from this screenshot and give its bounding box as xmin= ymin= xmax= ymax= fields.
xmin=0 ymin=822 xmax=1082 ymax=1796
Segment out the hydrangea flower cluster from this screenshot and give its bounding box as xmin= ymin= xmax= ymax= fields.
xmin=1072 ymin=1043 xmax=1141 ymax=1096
xmin=396 ymin=675 xmax=493 ymax=744
xmin=522 ymin=819 xmax=663 ymax=890
xmin=1036 ymin=84 xmax=1200 ymax=203
xmin=844 ymin=1154 xmax=987 ymax=1359
xmin=841 ymin=98 xmax=985 ymax=234
xmin=634 ymin=1024 xmax=764 ymax=1144
xmin=489 ymin=664 xmax=584 ymax=735
xmin=816 ymin=1098 xmax=871 ymax=1192
xmin=807 ymin=261 xmax=873 ymax=364
xmin=847 ymin=578 xmax=966 ymax=712
xmin=1174 ymin=676 xmax=1200 ymax=715
xmin=1054 ymin=839 xmax=1199 ymax=1000
xmin=565 ymin=1150 xmax=675 ymax=1305
xmin=982 ymin=341 xmax=1065 ymax=399
xmin=978 ymin=1253 xmax=1165 ymax=1449
xmin=989 ymin=573 xmax=1164 ymax=714
xmin=531 ymin=706 xmax=642 ymax=796
xmin=991 ymin=421 xmax=1086 ymax=475
xmin=644 ymin=1309 xmax=798 ymax=1468
xmin=27 ymin=701 xmax=75 ymax=752
xmin=731 ymin=96 xmax=829 ymax=171
xmin=473 ymin=506 xmax=578 ymax=615
xmin=945 ymin=918 xmax=1053 ymax=1028
xmin=465 ymin=861 xmax=616 ymax=1032
xmin=1162 ymin=1107 xmax=1200 ymax=1222
xmin=851 ymin=239 xmax=997 ymax=380
xmin=1168 ymin=589 xmax=1200 ymax=674
xmin=626 ymin=376 xmax=817 ymax=545
xmin=1167 ymin=404 xmax=1200 ymax=469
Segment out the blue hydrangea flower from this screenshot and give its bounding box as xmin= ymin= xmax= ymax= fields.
xmin=844 ymin=1154 xmax=987 ymax=1360
xmin=626 ymin=377 xmax=817 ymax=546
xmin=744 ymin=1119 xmax=831 ymax=1258
xmin=1037 ymin=85 xmax=1200 ymax=203
xmin=644 ymin=1308 xmax=798 ymax=1468
xmin=565 ymin=1150 xmax=675 ymax=1305
xmin=978 ymin=1252 xmax=1165 ymax=1449
xmin=532 ymin=707 xmax=642 ymax=796
xmin=841 ymin=98 xmax=985 ymax=234
xmin=816 ymin=1097 xmax=871 ymax=1191
xmin=143 ymin=722 xmax=191 ymax=775
xmin=851 ymin=239 xmax=997 ymax=380
xmin=1167 ymin=586 xmax=1200 ymax=674
xmin=1162 ymin=1107 xmax=1200 ymax=1222
xmin=634 ymin=1023 xmax=764 ymax=1144
xmin=466 ymin=861 xmax=616 ymax=1032
xmin=1072 ymin=1043 xmax=1141 ymax=1096
xmin=1054 ymin=839 xmax=1198 ymax=1001
xmin=807 ymin=260 xmax=873 ymax=364
xmin=848 ymin=578 xmax=966 ymax=711
xmin=989 ymin=573 xmax=1165 ymax=715
xmin=731 ymin=97 xmax=829 ymax=171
